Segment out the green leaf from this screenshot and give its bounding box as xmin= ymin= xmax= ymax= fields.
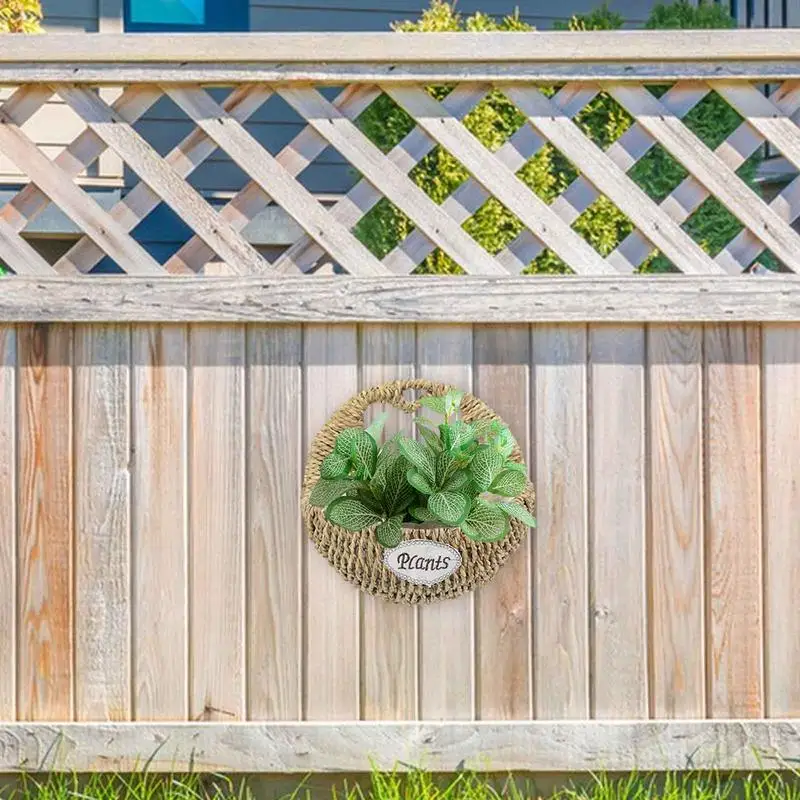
xmin=435 ymin=450 xmax=457 ymax=485
xmin=470 ymin=447 xmax=505 ymax=491
xmin=429 ymin=491 xmax=470 ymax=526
xmin=498 ymin=501 xmax=537 ymax=528
xmin=407 ymin=468 xmax=435 ymax=496
xmin=375 ymin=515 xmax=404 ymax=548
xmin=442 ymin=468 xmax=471 ymax=493
xmin=351 ymin=431 xmax=378 ymax=480
xmin=415 ymin=420 xmax=443 ymax=453
xmin=397 ymin=436 xmax=436 ymax=485
xmin=460 ymin=499 xmax=510 ymax=542
xmin=444 ymin=389 xmax=464 ymax=418
xmin=309 ymin=478 xmax=360 ymax=508
xmin=383 ymin=457 xmax=416 ymax=516
xmin=410 ymin=506 xmax=438 ymax=523
xmin=325 ymin=497 xmax=383 ymax=532
xmin=365 ymin=411 xmax=390 ymax=444
xmin=418 ymin=394 xmax=447 ymax=415
xmin=334 ymin=428 xmax=361 ymax=457
xmin=440 ymin=420 xmax=475 ymax=452
xmin=319 ymin=451 xmax=351 ymax=479
xmin=502 ymin=460 xmax=527 ymax=474
xmin=489 ymin=468 xmax=527 ymax=498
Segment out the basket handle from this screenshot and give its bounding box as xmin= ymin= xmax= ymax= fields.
xmin=354 ymin=378 xmax=455 ymax=417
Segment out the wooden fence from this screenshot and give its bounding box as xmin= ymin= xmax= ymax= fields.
xmin=1 ymin=30 xmax=800 ymax=774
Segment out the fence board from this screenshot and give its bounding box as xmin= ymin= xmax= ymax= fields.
xmin=648 ymin=325 xmax=705 ymax=719
xmin=589 ymin=326 xmax=647 ymax=719
xmin=417 ymin=325 xmax=474 ymax=720
xmin=473 ymin=326 xmax=531 ymax=720
xmin=359 ymin=325 xmax=417 ymax=721
xmin=189 ymin=325 xmax=246 ymax=721
xmin=74 ymin=325 xmax=131 ymax=722
xmin=0 ymin=327 xmax=15 ymax=720
xmin=531 ymin=325 xmax=589 ymax=720
xmin=303 ymin=325 xmax=360 ymax=720
xmin=247 ymin=325 xmax=303 ymax=720
xmin=762 ymin=325 xmax=800 ymax=716
xmin=132 ymin=325 xmax=188 ymax=720
xmin=705 ymin=323 xmax=763 ymax=719
xmin=17 ymin=324 xmax=73 ymax=721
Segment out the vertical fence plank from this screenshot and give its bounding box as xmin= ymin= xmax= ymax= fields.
xmin=417 ymin=325 xmax=474 ymax=720
xmin=359 ymin=324 xmax=417 ymax=721
xmin=763 ymin=323 xmax=800 ymax=717
xmin=473 ymin=325 xmax=531 ymax=720
xmin=247 ymin=325 xmax=303 ymax=721
xmin=303 ymin=324 xmax=360 ymax=720
xmin=74 ymin=325 xmax=131 ymax=721
xmin=0 ymin=326 xmax=15 ymax=720
xmin=705 ymin=323 xmax=763 ymax=719
xmin=589 ymin=325 xmax=647 ymax=719
xmin=18 ymin=324 xmax=73 ymax=721
xmin=648 ymin=325 xmax=705 ymax=718
xmin=532 ymin=325 xmax=589 ymax=720
xmin=132 ymin=325 xmax=188 ymax=720
xmin=706 ymin=323 xmax=763 ymax=719
xmin=189 ymin=325 xmax=245 ymax=721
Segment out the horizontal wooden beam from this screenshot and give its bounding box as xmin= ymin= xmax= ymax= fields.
xmin=1 ymin=31 xmax=798 ymax=63
xmin=0 ymin=276 xmax=799 ymax=323
xmin=1 ymin=721 xmax=799 ymax=773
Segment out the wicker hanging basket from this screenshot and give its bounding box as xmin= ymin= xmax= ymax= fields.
xmin=301 ymin=378 xmax=536 ymax=604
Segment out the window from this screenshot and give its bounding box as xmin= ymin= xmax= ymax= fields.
xmin=124 ymin=0 xmax=248 ymax=32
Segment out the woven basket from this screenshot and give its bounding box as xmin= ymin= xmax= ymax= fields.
xmin=301 ymin=378 xmax=536 ymax=604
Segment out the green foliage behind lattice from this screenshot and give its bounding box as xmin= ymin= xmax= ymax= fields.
xmin=354 ymin=0 xmax=776 ymax=275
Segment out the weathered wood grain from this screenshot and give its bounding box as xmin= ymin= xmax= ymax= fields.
xmin=473 ymin=326 xmax=531 ymax=720
xmin=131 ymin=325 xmax=188 ymax=720
xmin=648 ymin=325 xmax=705 ymax=718
xmin=2 ymin=277 xmax=799 ymax=324
xmin=303 ymin=324 xmax=360 ymax=720
xmin=74 ymin=325 xmax=131 ymax=722
xmin=247 ymin=325 xmax=303 ymax=720
xmin=417 ymin=325 xmax=474 ymax=721
xmin=0 ymin=326 xmax=15 ymax=719
xmin=0 ymin=30 xmax=796 ymax=63
xmin=589 ymin=326 xmax=647 ymax=718
xmin=762 ymin=324 xmax=800 ymax=717
xmin=531 ymin=325 xmax=589 ymax=720
xmin=189 ymin=325 xmax=246 ymax=721
xmin=705 ymin=323 xmax=763 ymax=719
xmin=18 ymin=324 xmax=73 ymax=720
xmin=3 ymin=720 xmax=800 ymax=773
xmin=359 ymin=325 xmax=417 ymax=721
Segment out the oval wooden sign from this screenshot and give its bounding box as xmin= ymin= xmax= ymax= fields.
xmin=382 ymin=539 xmax=462 ymax=586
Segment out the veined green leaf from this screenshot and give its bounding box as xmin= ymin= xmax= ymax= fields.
xmin=418 ymin=394 xmax=447 ymax=415
xmin=334 ymin=428 xmax=361 ymax=457
xmin=460 ymin=499 xmax=510 ymax=542
xmin=498 ymin=501 xmax=537 ymax=528
xmin=435 ymin=450 xmax=457 ymax=485
xmin=415 ymin=420 xmax=444 ymax=453
xmin=325 ymin=497 xmax=383 ymax=532
xmin=470 ymin=447 xmax=505 ymax=491
xmin=440 ymin=420 xmax=475 ymax=452
xmin=442 ymin=468 xmax=472 ymax=493
xmin=319 ymin=450 xmax=351 ymax=480
xmin=410 ymin=506 xmax=438 ymax=523
xmin=383 ymin=457 xmax=416 ymax=516
xmin=351 ymin=430 xmax=378 ymax=480
xmin=365 ymin=411 xmax=390 ymax=444
xmin=429 ymin=491 xmax=470 ymax=526
xmin=375 ymin=515 xmax=404 ymax=548
xmin=398 ymin=436 xmax=436 ymax=484
xmin=443 ymin=389 xmax=464 ymax=418
xmin=489 ymin=468 xmax=527 ymax=498
xmin=502 ymin=460 xmax=527 ymax=474
xmin=309 ymin=478 xmax=360 ymax=508
xmin=407 ymin=467 xmax=435 ymax=496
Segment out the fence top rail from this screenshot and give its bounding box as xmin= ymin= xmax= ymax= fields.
xmin=0 ymin=29 xmax=798 ymax=65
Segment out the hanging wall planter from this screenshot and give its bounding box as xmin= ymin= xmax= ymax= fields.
xmin=301 ymin=379 xmax=536 ymax=604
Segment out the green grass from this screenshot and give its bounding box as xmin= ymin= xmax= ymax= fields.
xmin=5 ymin=770 xmax=800 ymax=800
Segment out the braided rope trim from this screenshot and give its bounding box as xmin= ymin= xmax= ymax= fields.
xmin=301 ymin=379 xmax=536 ymax=605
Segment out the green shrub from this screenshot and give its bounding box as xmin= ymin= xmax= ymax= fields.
xmin=354 ymin=0 xmax=775 ymax=274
